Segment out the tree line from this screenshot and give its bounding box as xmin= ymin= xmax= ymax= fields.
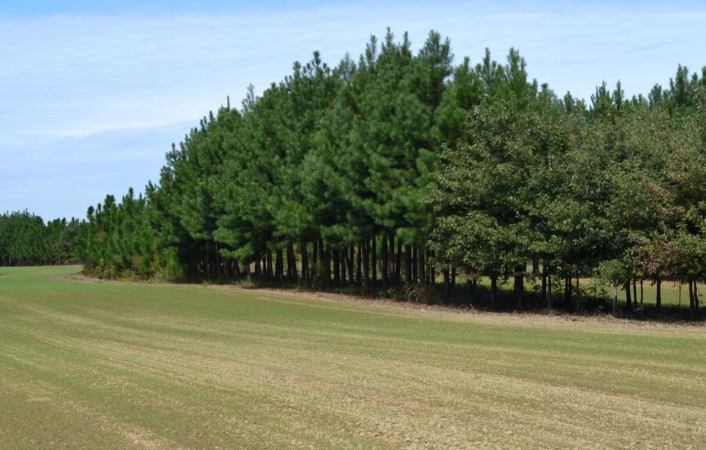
xmin=75 ymin=29 xmax=706 ymax=314
xmin=0 ymin=211 xmax=79 ymax=266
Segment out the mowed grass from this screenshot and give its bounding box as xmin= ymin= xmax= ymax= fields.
xmin=1 ymin=267 xmax=706 ymax=449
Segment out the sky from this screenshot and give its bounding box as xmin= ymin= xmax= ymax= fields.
xmin=1 ymin=0 xmax=705 ymax=221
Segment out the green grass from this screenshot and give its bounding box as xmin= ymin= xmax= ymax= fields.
xmin=1 ymin=266 xmax=706 ymax=449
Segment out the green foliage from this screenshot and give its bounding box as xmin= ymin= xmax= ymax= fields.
xmin=76 ymin=188 xmax=160 ymax=279
xmin=0 ymin=211 xmax=79 ymax=266
xmin=68 ymin=28 xmax=706 ymax=313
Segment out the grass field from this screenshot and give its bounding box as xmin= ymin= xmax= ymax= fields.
xmin=1 ymin=266 xmax=706 ymax=449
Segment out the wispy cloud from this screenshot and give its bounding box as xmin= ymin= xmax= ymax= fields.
xmin=633 ymin=42 xmax=670 ymax=53
xmin=1 ymin=1 xmax=705 ymax=219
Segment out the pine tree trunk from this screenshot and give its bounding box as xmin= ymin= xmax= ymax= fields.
xmin=412 ymin=245 xmax=418 ymax=284
xmin=343 ymin=245 xmax=348 ymax=285
xmin=514 ymin=264 xmax=524 ymax=309
xmin=548 ymin=273 xmax=553 ymax=309
xmin=466 ymin=276 xmax=473 ymax=304
xmin=381 ymin=235 xmax=388 ymax=290
xmin=312 ymin=239 xmax=319 ymax=284
xmin=443 ymin=268 xmax=450 ymax=301
xmin=269 ymin=252 xmax=274 ymax=280
xmin=363 ymin=240 xmax=370 ymax=292
xmin=285 ymin=246 xmax=292 ymax=280
xmin=321 ymin=238 xmax=329 ymax=286
xmin=656 ymin=278 xmax=661 ymax=309
xmin=389 ymin=234 xmax=395 ymax=286
xmin=490 ymin=274 xmax=498 ymax=308
xmin=206 ymin=242 xmax=211 ymax=280
xmin=405 ymin=245 xmax=412 ymax=284
xmin=356 ymin=243 xmax=362 ymax=286
xmin=301 ymin=241 xmax=309 ymax=285
xmin=196 ymin=246 xmax=201 ymax=276
xmin=338 ymin=245 xmax=345 ymax=286
xmin=286 ymin=245 xmax=292 ymax=280
xmin=343 ymin=246 xmax=349 ymax=286
xmin=288 ymin=244 xmax=298 ymax=284
xmin=333 ymin=244 xmax=340 ymax=287
xmin=575 ymin=273 xmax=580 ymax=311
xmin=348 ymin=245 xmax=355 ymax=287
xmin=372 ymin=236 xmax=377 ymax=289
xmin=430 ymin=251 xmax=436 ymax=287
xmin=215 ymin=241 xmax=221 ymax=278
xmin=325 ymin=242 xmax=332 ymax=288
xmin=419 ymin=248 xmax=426 ymax=285
xmin=395 ymin=239 xmax=402 ymax=285
xmin=266 ymin=252 xmax=273 ymax=280
xmin=276 ymin=249 xmax=283 ymax=284
xmin=625 ymin=281 xmax=632 ymax=311
xmin=541 ymin=262 xmax=547 ymax=304
xmin=255 ymin=254 xmax=261 ymax=282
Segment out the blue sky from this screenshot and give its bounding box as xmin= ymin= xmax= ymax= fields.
xmin=1 ymin=0 xmax=705 ymax=221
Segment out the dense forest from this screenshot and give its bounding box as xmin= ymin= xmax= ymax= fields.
xmin=0 ymin=211 xmax=79 ymax=266
xmin=65 ymin=29 xmax=706 ymax=314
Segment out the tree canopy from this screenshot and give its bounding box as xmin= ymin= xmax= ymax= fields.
xmin=70 ymin=29 xmax=706 ymax=316
xmin=0 ymin=211 xmax=79 ymax=266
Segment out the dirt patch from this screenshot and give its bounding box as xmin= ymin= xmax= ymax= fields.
xmin=62 ymin=272 xmax=706 ymax=333
xmin=62 ymin=272 xmax=184 ymax=287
